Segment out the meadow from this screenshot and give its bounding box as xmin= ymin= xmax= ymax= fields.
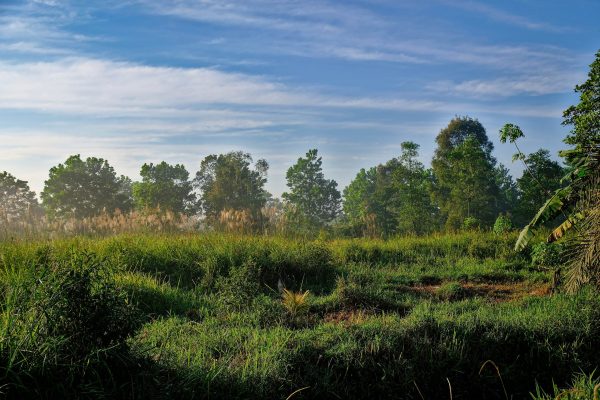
xmin=0 ymin=231 xmax=598 ymax=399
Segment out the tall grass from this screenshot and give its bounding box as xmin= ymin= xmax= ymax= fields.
xmin=0 ymin=231 xmax=596 ymax=399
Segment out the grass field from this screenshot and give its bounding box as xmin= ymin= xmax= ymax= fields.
xmin=0 ymin=232 xmax=598 ymax=399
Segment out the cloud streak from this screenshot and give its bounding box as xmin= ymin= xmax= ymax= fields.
xmin=0 ymin=57 xmax=569 ymax=119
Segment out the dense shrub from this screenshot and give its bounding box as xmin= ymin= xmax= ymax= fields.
xmin=531 ymin=242 xmax=564 ymax=268
xmin=493 ymin=213 xmax=513 ymax=235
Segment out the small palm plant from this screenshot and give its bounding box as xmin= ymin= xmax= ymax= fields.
xmin=281 ymin=288 xmax=310 ymax=321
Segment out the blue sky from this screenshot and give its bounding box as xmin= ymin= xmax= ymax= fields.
xmin=0 ymin=0 xmax=598 ymax=197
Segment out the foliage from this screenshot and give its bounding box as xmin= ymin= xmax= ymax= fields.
xmin=41 ymin=154 xmax=133 ymax=219
xmin=499 ymin=123 xmax=525 ymax=144
xmin=132 ymin=161 xmax=196 ymax=215
xmin=342 ymin=142 xmax=438 ymax=237
xmin=462 ymin=216 xmax=480 ymax=231
xmin=514 ymin=149 xmax=564 ymax=226
xmin=493 ymin=214 xmax=513 ymax=235
xmin=563 ymin=168 xmax=600 ymax=292
xmin=530 ymin=372 xmax=600 ymax=400
xmin=0 ymin=171 xmax=40 ymax=222
xmin=562 ymin=50 xmax=600 ymax=148
xmin=283 ymin=149 xmax=341 ymax=229
xmin=431 ymin=117 xmax=500 ymax=229
xmin=494 ymin=164 xmax=519 ymax=216
xmin=531 ymin=242 xmax=563 ymax=268
xmin=281 ymin=288 xmax=310 ymax=320
xmin=342 ymin=167 xmax=378 ymax=233
xmin=389 ymin=142 xmax=439 ymax=235
xmin=195 ymin=151 xmax=269 ymax=230
xmin=1 ymin=231 xmax=597 ymax=398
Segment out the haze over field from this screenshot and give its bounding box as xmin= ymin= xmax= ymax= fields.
xmin=1 ymin=0 xmax=599 ymax=196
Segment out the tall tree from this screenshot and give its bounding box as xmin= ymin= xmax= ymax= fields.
xmin=343 ymin=142 xmax=438 ymax=237
xmin=342 ymin=167 xmax=378 ymax=232
xmin=194 ymin=151 xmax=269 ymax=227
xmin=431 ymin=117 xmax=499 ymax=229
xmin=132 ymin=161 xmax=195 ymax=214
xmin=283 ymin=149 xmax=341 ymax=228
xmin=389 ymin=142 xmax=439 ymax=235
xmin=494 ymin=163 xmax=518 ymax=217
xmin=562 ymin=49 xmax=600 ymax=148
xmin=501 ymin=50 xmax=600 ymax=291
xmin=0 ymin=171 xmax=40 ymax=221
xmin=41 ymin=155 xmax=132 ymax=219
xmin=514 ymin=149 xmax=564 ymax=226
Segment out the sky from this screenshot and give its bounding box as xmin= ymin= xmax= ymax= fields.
xmin=0 ymin=0 xmax=598 ymax=197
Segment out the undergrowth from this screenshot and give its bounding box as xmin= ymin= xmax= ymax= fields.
xmin=0 ymin=231 xmax=596 ymax=399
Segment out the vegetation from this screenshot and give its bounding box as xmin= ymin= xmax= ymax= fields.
xmin=283 ymin=149 xmax=341 ymax=232
xmin=195 ymin=151 xmax=269 ymax=230
xmin=0 ymin=232 xmax=598 ymax=399
xmin=501 ymin=50 xmax=599 ymax=292
xmin=431 ymin=116 xmax=500 ymax=230
xmin=41 ymin=155 xmax=132 ymax=218
xmin=132 ymin=161 xmax=196 ymax=215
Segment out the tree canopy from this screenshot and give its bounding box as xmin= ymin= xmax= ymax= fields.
xmin=41 ymin=155 xmax=132 ymax=219
xmin=0 ymin=171 xmax=40 ymax=221
xmin=562 ymin=50 xmax=600 ymax=148
xmin=132 ymin=162 xmax=195 ymax=215
xmin=514 ymin=149 xmax=564 ymax=226
xmin=283 ymin=149 xmax=341 ymax=228
xmin=194 ymin=151 xmax=269 ymax=227
xmin=431 ymin=117 xmax=499 ymax=229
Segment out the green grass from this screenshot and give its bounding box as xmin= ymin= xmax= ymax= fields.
xmin=0 ymin=232 xmax=597 ymax=399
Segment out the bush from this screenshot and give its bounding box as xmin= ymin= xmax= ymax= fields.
xmin=531 ymin=242 xmax=563 ymax=268
xmin=30 ymin=253 xmax=139 ymax=366
xmin=462 ymin=217 xmax=480 ymax=231
xmin=493 ymin=214 xmax=513 ymax=235
xmin=215 ymin=260 xmax=262 ymax=309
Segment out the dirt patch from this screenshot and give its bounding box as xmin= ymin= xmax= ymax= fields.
xmin=462 ymin=282 xmax=550 ymax=301
xmin=400 ymin=281 xmax=551 ymax=302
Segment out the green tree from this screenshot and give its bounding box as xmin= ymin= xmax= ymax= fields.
xmin=342 ymin=167 xmax=378 ymax=229
xmin=194 ymin=151 xmax=269 ymax=227
xmin=494 ymin=163 xmax=518 ymax=217
xmin=283 ymin=149 xmax=341 ymax=228
xmin=41 ymin=155 xmax=132 ymax=219
xmin=562 ymin=50 xmax=600 ymax=148
xmin=501 ymin=50 xmax=600 ymax=291
xmin=0 ymin=171 xmax=40 ymax=221
xmin=514 ymin=149 xmax=564 ymax=226
xmin=431 ymin=117 xmax=499 ymax=229
xmin=132 ymin=161 xmax=195 ymax=214
xmin=342 ymin=142 xmax=438 ymax=237
xmin=390 ymin=142 xmax=439 ymax=234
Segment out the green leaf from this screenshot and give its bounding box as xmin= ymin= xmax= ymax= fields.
xmin=499 ymin=123 xmax=525 ymax=144
xmin=548 ymin=212 xmax=585 ymax=242
xmin=515 ymin=185 xmax=573 ymax=251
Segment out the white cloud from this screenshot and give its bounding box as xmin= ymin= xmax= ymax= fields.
xmin=0 ymin=57 xmax=569 ymax=122
xmin=0 ymin=58 xmax=316 ymax=115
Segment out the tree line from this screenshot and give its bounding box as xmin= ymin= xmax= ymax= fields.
xmin=1 ymin=50 xmax=598 ymax=238
xmin=0 ymin=116 xmax=564 ymax=237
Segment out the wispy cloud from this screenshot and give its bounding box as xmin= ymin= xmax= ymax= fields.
xmin=427 ymin=72 xmax=584 ymax=98
xmin=134 ymin=0 xmax=581 ymax=78
xmin=0 ymin=57 xmax=567 ymax=119
xmin=440 ymin=0 xmax=570 ymax=33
